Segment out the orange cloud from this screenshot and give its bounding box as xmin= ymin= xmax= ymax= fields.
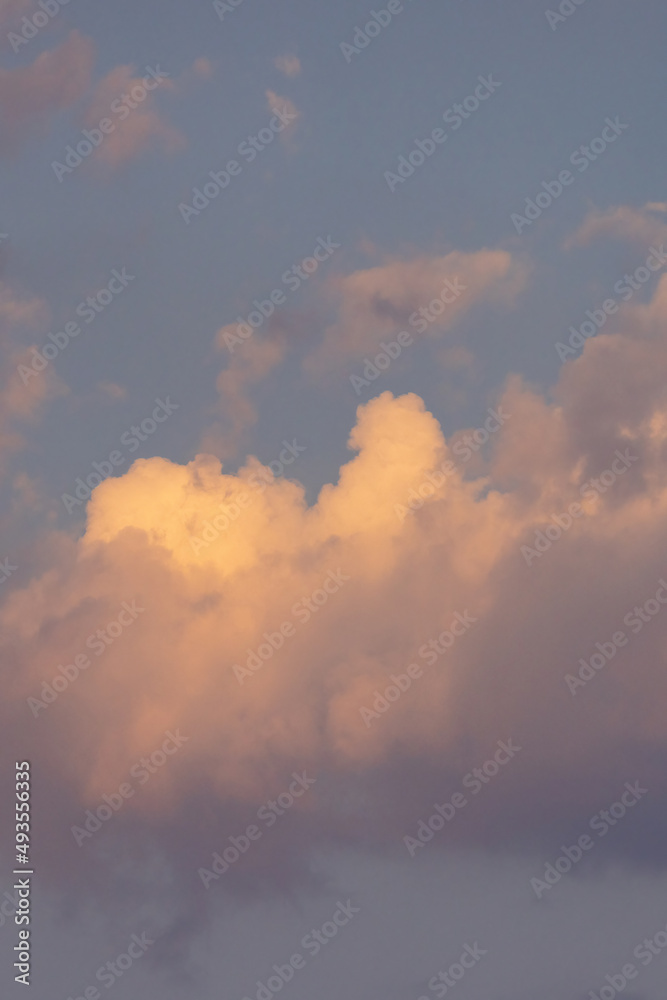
xmin=4 ymin=275 xmax=667 ymax=916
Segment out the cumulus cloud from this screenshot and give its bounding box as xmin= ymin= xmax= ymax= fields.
xmin=3 ymin=274 xmax=667 ymax=930
xmin=305 ymin=248 xmax=528 ymax=372
xmin=0 ymin=31 xmax=94 ymax=153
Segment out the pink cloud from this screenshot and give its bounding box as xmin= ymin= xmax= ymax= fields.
xmin=565 ymin=202 xmax=667 ymax=249
xmin=274 ymin=54 xmax=301 ymax=78
xmin=0 ymin=280 xmax=66 ymax=474
xmin=0 ymin=31 xmax=94 ymax=153
xmin=305 ymin=248 xmax=528 ymax=372
xmin=0 ymin=0 xmax=31 ymax=29
xmin=265 ymin=88 xmax=301 ymax=146
xmin=81 ymin=63 xmax=185 ymax=171
xmin=202 ymin=334 xmax=287 ymax=459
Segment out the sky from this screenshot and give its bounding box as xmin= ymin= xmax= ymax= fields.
xmin=2 ymin=0 xmax=667 ymax=998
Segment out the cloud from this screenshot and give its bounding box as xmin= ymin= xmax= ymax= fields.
xmin=202 ymin=333 xmax=286 ymax=459
xmin=80 ymin=63 xmax=185 ymax=171
xmin=4 ymin=275 xmax=667 ymax=929
xmin=96 ymin=381 xmax=127 ymax=401
xmin=305 ymin=248 xmax=528 ymax=372
xmin=0 ymin=31 xmax=94 ymax=154
xmin=564 ymin=202 xmax=667 ymax=249
xmin=274 ymin=54 xmax=301 ymax=78
xmin=192 ymin=56 xmax=215 ymax=80
xmin=0 ymin=281 xmax=66 ymax=474
xmin=0 ymin=279 xmax=46 ymax=329
xmin=11 ymin=470 xmax=44 ymax=512
xmin=265 ymin=88 xmax=300 ymax=138
xmin=0 ymin=0 xmax=31 ymax=29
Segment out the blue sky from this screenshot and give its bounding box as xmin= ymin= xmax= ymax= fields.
xmin=5 ymin=0 xmax=665 ymax=508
